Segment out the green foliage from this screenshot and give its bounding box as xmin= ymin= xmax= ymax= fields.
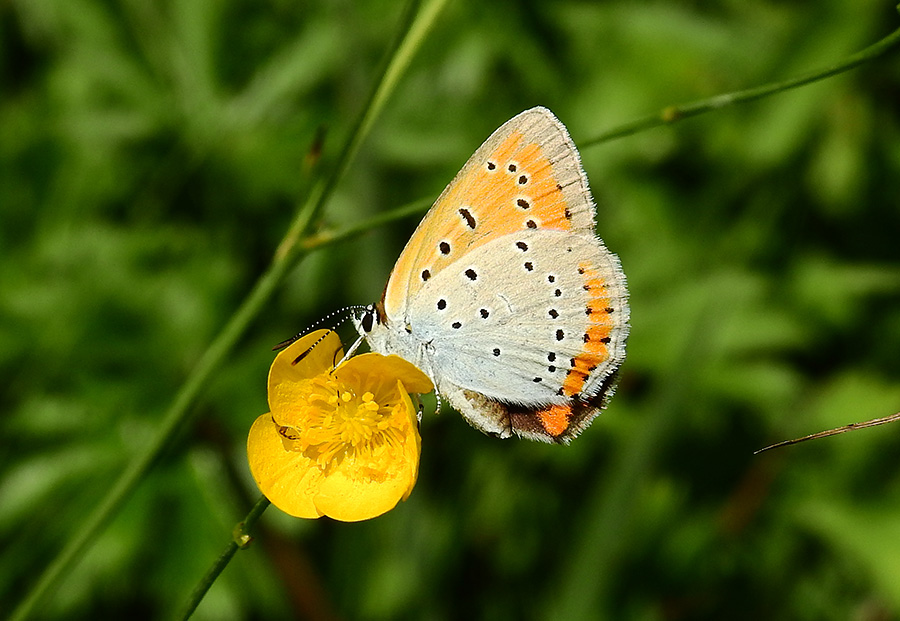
xmin=2 ymin=0 xmax=900 ymax=619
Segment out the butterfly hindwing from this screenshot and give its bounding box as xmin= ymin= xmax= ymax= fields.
xmin=407 ymin=230 xmax=627 ymax=404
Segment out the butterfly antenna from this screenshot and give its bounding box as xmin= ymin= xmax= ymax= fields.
xmin=288 ymin=329 xmax=337 ymax=366
xmin=272 ymin=305 xmax=368 ymax=351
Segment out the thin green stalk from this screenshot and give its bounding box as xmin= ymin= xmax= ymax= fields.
xmin=177 ymin=496 xmax=271 ymax=621
xmin=580 ymin=24 xmax=900 ymax=148
xmin=9 ymin=2 xmax=449 ymax=620
xmin=10 ymin=257 xmax=286 ymax=621
xmin=300 ymin=195 xmax=433 ymax=251
xmin=278 ymin=0 xmax=451 ymax=261
xmin=317 ymin=24 xmax=900 ymax=253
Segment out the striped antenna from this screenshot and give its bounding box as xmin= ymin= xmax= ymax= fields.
xmin=272 ymin=305 xmax=368 ymax=351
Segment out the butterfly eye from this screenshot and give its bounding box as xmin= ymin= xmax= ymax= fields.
xmin=361 ymin=306 xmax=376 ymax=332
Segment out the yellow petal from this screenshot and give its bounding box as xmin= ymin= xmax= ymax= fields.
xmin=395 ymin=380 xmax=422 ymax=501
xmin=247 ymin=413 xmax=324 ymax=519
xmin=268 ymin=330 xmax=344 ymax=415
xmin=334 ymin=353 xmax=434 ymax=396
xmin=313 ymin=465 xmax=412 ymax=521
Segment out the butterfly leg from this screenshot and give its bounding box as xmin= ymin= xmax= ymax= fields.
xmin=334 ymin=333 xmax=366 ymax=368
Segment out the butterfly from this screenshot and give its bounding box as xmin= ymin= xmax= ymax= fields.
xmin=355 ymin=107 xmax=629 ymax=443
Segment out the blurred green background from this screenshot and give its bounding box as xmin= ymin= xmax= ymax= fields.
xmin=3 ymin=0 xmax=900 ymax=619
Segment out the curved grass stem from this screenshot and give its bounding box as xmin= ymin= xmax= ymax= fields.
xmin=580 ymin=24 xmax=900 ymax=148
xmin=312 ymin=25 xmax=900 ymax=256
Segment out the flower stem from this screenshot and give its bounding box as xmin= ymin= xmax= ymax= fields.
xmin=9 ymin=2 xmax=449 ymax=620
xmin=177 ymin=496 xmax=271 ymax=621
xmin=580 ymin=23 xmax=900 ymax=148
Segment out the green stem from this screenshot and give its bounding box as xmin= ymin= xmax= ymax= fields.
xmin=9 ymin=2 xmax=449 ymax=620
xmin=311 ymin=25 xmax=900 ymax=254
xmin=580 ymin=24 xmax=900 ymax=148
xmin=177 ymin=496 xmax=271 ymax=621
xmin=277 ymin=0 xmax=451 ymax=262
xmin=300 ymin=195 xmax=433 ymax=251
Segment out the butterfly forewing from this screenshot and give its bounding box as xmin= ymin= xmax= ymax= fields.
xmin=383 ymin=107 xmax=599 ymax=320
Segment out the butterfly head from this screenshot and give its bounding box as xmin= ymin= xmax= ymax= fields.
xmin=352 ymin=301 xmax=393 ymax=352
xmin=353 ymin=302 xmax=381 ymax=335
xmin=352 ymin=300 xmax=426 ymax=372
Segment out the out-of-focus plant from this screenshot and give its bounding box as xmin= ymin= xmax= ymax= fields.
xmin=2 ymin=1 xmax=900 ymax=619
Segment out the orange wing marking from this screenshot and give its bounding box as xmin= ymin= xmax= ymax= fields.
xmin=561 ymin=261 xmax=616 ymax=397
xmin=538 ymin=403 xmax=573 ymax=437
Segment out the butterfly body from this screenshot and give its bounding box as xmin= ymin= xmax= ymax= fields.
xmin=357 ymin=107 xmax=629 ymax=443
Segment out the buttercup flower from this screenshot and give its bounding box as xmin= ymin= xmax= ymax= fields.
xmin=248 ymin=329 xmax=433 ymax=521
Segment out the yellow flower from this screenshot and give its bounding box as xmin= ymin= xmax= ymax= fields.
xmin=247 ymin=329 xmax=433 ymax=522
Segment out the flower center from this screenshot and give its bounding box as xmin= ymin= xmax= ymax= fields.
xmin=276 ymin=375 xmax=407 ymax=474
